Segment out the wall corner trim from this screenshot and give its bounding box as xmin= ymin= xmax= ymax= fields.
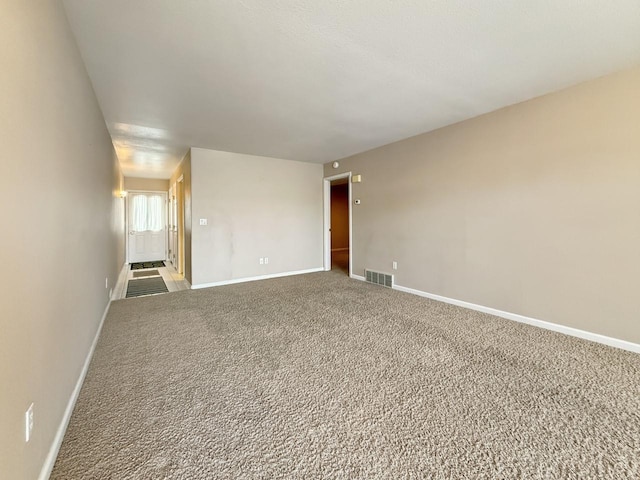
xmin=38 ymin=299 xmax=112 ymax=480
xmin=388 ymin=283 xmax=640 ymax=354
xmin=111 ymin=262 xmax=129 ymax=300
xmin=191 ymin=267 xmax=324 ymax=290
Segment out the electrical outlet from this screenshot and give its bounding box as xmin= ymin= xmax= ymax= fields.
xmin=264 ymin=257 xmax=269 ymax=264
xmin=105 ymin=277 xmax=108 ymax=289
xmin=25 ymin=403 xmax=34 ymax=442
xmin=259 ymin=258 xmax=264 ymax=265
xmin=392 ymin=261 xmax=398 ymax=270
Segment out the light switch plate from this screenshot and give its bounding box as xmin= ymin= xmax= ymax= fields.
xmin=199 ymin=218 xmax=207 ymax=226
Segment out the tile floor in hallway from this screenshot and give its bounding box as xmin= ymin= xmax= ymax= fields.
xmin=112 ymin=262 xmax=191 ymax=300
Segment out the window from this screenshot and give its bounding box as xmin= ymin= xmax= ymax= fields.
xmin=131 ymin=194 xmax=163 ymax=232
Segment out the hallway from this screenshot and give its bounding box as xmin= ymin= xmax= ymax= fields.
xmin=112 ymin=263 xmax=190 ymax=300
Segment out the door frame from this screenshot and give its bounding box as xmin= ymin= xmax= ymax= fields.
xmin=176 ymin=175 xmax=185 ymax=275
xmin=323 ymin=172 xmax=352 ymax=276
xmin=168 ymin=184 xmax=175 ymax=266
xmin=125 ymin=190 xmax=169 ymax=264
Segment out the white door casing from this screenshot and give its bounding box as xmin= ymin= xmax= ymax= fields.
xmin=177 ymin=175 xmax=185 ymax=275
xmin=127 ymin=191 xmax=167 ymax=263
xmin=172 ymin=181 xmax=178 ymax=268
xmin=168 ymin=186 xmax=172 ymax=266
xmin=323 ymin=172 xmax=352 ymax=276
xmin=168 ymin=183 xmax=179 ymax=268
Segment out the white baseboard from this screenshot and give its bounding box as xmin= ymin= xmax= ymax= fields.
xmin=38 ymin=299 xmax=112 ymax=480
xmin=391 ymin=283 xmax=640 ymax=354
xmin=111 ymin=262 xmax=128 ymax=300
xmin=350 ymin=274 xmax=365 ymax=281
xmin=331 ymin=248 xmax=349 ymax=252
xmin=191 ymin=267 xmax=324 ymax=289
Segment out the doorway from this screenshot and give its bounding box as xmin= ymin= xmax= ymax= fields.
xmin=127 ymin=191 xmax=168 ymax=264
xmin=176 ymin=176 xmax=185 ymax=275
xmin=323 ymin=172 xmax=352 ymax=276
xmin=168 ymin=184 xmax=176 ymax=267
xmin=330 ymin=180 xmax=350 ymax=273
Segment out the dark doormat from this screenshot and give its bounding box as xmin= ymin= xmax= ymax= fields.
xmin=132 ymin=269 xmax=160 ymax=278
xmin=130 ymin=261 xmax=165 ymax=270
xmin=126 ymin=277 xmax=169 ymax=298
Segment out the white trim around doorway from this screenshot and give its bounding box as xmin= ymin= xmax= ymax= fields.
xmin=125 ymin=190 xmax=169 ymax=264
xmin=323 ymin=172 xmax=353 ymax=277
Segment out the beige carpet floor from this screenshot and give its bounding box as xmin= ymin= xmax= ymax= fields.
xmin=332 ymin=250 xmax=349 ymax=274
xmin=52 ymin=271 xmax=640 ymax=479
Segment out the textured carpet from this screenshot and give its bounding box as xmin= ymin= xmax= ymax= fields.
xmin=331 ymin=250 xmax=349 ymax=274
xmin=52 ymin=271 xmax=640 ymax=479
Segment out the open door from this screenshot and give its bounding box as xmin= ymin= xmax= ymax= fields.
xmin=168 ymin=184 xmax=176 ymax=267
xmin=323 ymin=172 xmax=352 ymax=276
xmin=176 ymin=177 xmax=185 ymax=275
xmin=330 ymin=180 xmax=350 ymax=274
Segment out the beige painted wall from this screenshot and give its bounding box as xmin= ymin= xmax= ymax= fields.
xmin=124 ymin=177 xmax=169 ymax=192
xmin=169 ymin=150 xmax=193 ymax=283
xmin=190 ymin=148 xmax=323 ymax=286
xmin=325 ymin=66 xmax=640 ymax=345
xmin=0 ymin=1 xmax=125 ymax=478
xmin=331 ymin=184 xmax=350 ymax=250
xmin=114 ymin=163 xmax=126 ymax=273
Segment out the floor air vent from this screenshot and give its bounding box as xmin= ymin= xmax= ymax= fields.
xmin=365 ymin=269 xmax=394 ymax=288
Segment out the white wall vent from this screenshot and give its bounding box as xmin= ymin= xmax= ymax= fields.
xmin=365 ymin=269 xmax=394 ymax=288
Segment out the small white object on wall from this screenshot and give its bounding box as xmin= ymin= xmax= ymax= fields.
xmin=25 ymin=403 xmax=34 ymax=442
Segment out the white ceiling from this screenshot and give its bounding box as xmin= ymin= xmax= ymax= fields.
xmin=62 ymin=0 xmax=640 ymax=179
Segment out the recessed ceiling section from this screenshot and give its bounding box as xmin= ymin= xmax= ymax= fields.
xmin=62 ymin=0 xmax=640 ymax=178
